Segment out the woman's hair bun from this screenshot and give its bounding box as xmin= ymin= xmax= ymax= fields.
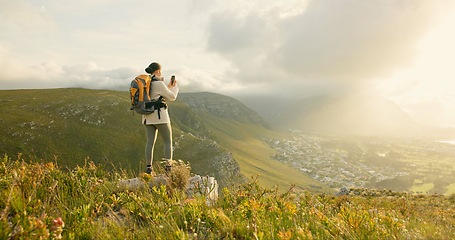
xmin=145 ymin=62 xmax=161 ymax=74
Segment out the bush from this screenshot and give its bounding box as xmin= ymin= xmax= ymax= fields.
xmin=449 ymin=193 xmax=455 ymax=203
xmin=164 ymin=159 xmax=191 ymax=191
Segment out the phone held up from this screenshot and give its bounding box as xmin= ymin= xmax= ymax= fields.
xmin=171 ymin=75 xmax=175 ymax=85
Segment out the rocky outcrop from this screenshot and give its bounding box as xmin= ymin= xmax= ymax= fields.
xmin=118 ymin=174 xmax=219 ymax=205
xmin=207 ymin=152 xmax=246 ymax=186
xmin=186 ymin=175 xmax=219 ymax=206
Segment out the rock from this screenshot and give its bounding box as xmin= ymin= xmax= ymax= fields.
xmin=148 ymin=174 xmax=168 ymax=187
xmin=117 ymin=174 xmax=219 ymax=204
xmin=186 ymin=175 xmax=219 ymax=206
xmin=117 ymin=177 xmax=146 ymax=191
xmin=335 ymin=187 xmax=350 ymax=196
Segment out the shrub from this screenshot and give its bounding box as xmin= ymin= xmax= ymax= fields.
xmin=164 ymin=159 xmax=191 ymax=191
xmin=449 ymin=193 xmax=455 ymax=203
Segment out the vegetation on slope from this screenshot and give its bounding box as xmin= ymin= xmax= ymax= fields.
xmin=0 ymin=88 xmax=327 ymax=191
xmin=0 ymin=88 xmax=147 ymax=169
xmin=1 ymin=155 xmax=455 ymax=239
xmin=0 ymin=89 xmax=247 ymax=187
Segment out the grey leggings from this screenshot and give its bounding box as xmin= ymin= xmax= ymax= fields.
xmin=145 ymin=123 xmax=172 ymax=165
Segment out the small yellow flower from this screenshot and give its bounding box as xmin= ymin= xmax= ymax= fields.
xmin=277 ymin=230 xmax=292 ymax=240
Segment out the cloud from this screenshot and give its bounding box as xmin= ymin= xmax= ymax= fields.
xmin=208 ymin=13 xmax=268 ymax=54
xmin=60 ymin=63 xmax=136 ymax=90
xmin=280 ymin=0 xmax=452 ymax=81
xmin=0 ymin=0 xmax=56 ymax=33
xmin=203 ymin=0 xmax=455 ymax=128
xmin=0 ymin=44 xmax=136 ymax=90
xmin=207 ymin=0 xmax=453 ymax=90
xmin=0 ymin=0 xmax=454 ymax=128
xmin=170 ymin=66 xmax=242 ymax=94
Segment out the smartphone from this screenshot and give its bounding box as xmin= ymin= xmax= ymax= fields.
xmin=171 ymin=75 xmax=175 ymax=84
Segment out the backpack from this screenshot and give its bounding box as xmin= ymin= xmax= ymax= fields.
xmin=129 ymin=74 xmax=167 ymax=116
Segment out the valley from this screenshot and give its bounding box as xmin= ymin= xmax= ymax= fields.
xmin=267 ymin=130 xmax=455 ymax=194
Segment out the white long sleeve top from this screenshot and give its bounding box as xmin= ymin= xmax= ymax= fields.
xmin=142 ymin=79 xmax=179 ymax=125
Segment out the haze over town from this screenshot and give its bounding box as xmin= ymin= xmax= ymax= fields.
xmin=1 ymin=0 xmax=455 ymax=128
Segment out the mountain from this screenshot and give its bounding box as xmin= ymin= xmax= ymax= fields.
xmin=179 ymin=92 xmax=271 ymax=129
xmin=174 ymin=92 xmax=328 ymax=191
xmin=0 ymin=88 xmax=328 ymax=192
xmin=273 ymin=93 xmax=440 ymax=138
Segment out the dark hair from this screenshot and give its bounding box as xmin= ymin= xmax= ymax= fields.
xmin=145 ymin=62 xmax=161 ymax=74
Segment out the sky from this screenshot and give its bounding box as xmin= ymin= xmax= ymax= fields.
xmin=1 ymin=0 xmax=455 ymax=128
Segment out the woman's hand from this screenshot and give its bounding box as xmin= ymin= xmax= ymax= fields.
xmin=168 ymin=78 xmax=177 ymax=88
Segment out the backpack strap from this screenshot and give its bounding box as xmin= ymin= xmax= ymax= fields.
xmin=135 ymin=78 xmax=145 ymax=102
xmin=145 ymin=75 xmax=151 ymax=101
xmin=150 ymin=75 xmax=159 ymax=81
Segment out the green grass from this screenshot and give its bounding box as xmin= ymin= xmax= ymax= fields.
xmin=396 ymin=142 xmax=455 ymax=194
xmin=1 ymin=155 xmax=455 ymax=239
xmin=446 ymin=183 xmax=455 ymax=195
xmin=0 ymin=88 xmax=145 ymax=170
xmin=410 ymin=183 xmax=434 ymax=194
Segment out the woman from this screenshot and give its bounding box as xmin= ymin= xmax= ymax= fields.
xmin=142 ymin=62 xmax=179 ymax=174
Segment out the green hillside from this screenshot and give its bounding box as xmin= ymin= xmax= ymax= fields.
xmin=0 ymin=88 xmax=238 ymax=188
xmin=0 ymin=88 xmax=138 ymax=164
xmin=199 ymin=112 xmax=326 ymax=191
xmin=0 ymin=88 xmax=327 ymax=192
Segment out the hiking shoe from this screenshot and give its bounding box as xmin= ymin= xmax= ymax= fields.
xmin=146 ymin=165 xmax=153 ymax=174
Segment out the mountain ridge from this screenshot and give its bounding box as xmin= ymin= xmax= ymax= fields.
xmin=0 ymin=88 xmax=327 ymax=192
xmin=179 ymin=92 xmax=271 ymax=129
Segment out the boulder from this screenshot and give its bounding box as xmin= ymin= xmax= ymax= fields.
xmin=186 ymin=175 xmax=219 ymax=206
xmin=117 ymin=174 xmax=219 ymax=204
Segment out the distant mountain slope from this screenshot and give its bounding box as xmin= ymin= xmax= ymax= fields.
xmin=179 ymin=92 xmax=271 ymax=129
xmin=274 ymin=93 xmax=437 ymax=138
xmin=0 ymin=89 xmax=328 ymax=192
xmin=175 ymin=92 xmax=329 ymax=192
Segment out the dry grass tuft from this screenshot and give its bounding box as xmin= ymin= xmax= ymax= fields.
xmin=162 ymin=159 xmax=191 ymax=191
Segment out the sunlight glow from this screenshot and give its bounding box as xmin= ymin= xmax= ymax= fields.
xmin=384 ymin=7 xmax=455 ymax=127
xmin=415 ymin=8 xmax=455 ymax=86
